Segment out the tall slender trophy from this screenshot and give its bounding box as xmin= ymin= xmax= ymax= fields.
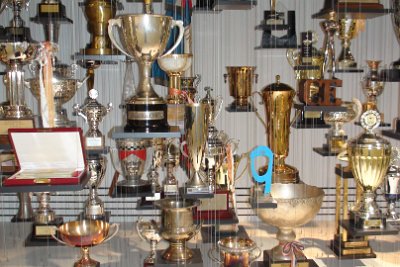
xmin=337 ymin=18 xmax=358 ymax=70
xmin=84 ymin=155 xmax=108 ymax=220
xmin=321 ymin=11 xmax=339 ymax=77
xmin=255 ymin=75 xmax=298 ymax=183
xmin=136 ymin=218 xmax=162 ymax=266
xmin=163 ymin=141 xmax=180 ymax=195
xmin=361 ymin=60 xmax=385 ymax=118
xmin=182 ymin=103 xmax=210 ymax=194
xmin=385 ymin=159 xmax=400 ymax=222
xmin=347 ymin=110 xmax=392 ymax=229
xmin=108 ymin=0 xmax=184 ymax=132
xmin=224 ymin=66 xmax=258 ymax=111
xmin=74 ymin=88 xmax=112 ymax=150
xmin=81 ymin=0 xmax=121 ymax=55
xmin=52 ymin=220 xmax=119 ymax=267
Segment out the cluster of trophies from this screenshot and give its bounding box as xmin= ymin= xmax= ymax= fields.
xmin=1 ymin=0 xmax=400 ymax=267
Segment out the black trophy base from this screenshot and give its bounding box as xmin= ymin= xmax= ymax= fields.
xmin=112 ymin=183 xmax=154 ymax=198
xmin=136 ymin=197 xmax=157 ymax=210
xmin=30 ymin=2 xmax=73 ymax=24
xmin=201 ymin=225 xmax=249 ymax=244
xmin=330 ymin=234 xmax=376 ymax=259
xmin=11 ymin=215 xmax=34 ymax=223
xmin=292 ymin=111 xmax=330 ymax=129
xmin=313 ymin=147 xmax=340 ymax=157
xmin=262 ymin=250 xmax=319 ymax=267
xmin=25 ymin=217 xmax=64 ymax=247
xmin=154 ymin=248 xmax=203 ymax=267
xmin=341 ymin=220 xmax=399 ymax=237
xmin=125 ymin=102 xmax=169 ymax=133
xmin=78 ymin=211 xmax=111 ymax=222
xmin=257 ymin=32 xmax=297 ymax=49
xmin=225 ymin=102 xmax=256 ymax=112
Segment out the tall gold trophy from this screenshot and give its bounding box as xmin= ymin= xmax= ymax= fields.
xmin=256 ymin=75 xmax=298 ymax=183
xmin=337 ymin=18 xmax=359 ymax=70
xmin=108 ymin=0 xmax=184 ymax=132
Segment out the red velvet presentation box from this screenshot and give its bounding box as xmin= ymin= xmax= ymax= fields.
xmin=3 ymin=128 xmax=87 ymax=186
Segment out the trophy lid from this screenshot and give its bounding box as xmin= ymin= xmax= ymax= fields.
xmin=200 ymin=86 xmax=216 ymax=105
xmin=80 ymin=89 xmax=109 ymax=115
xmin=262 ymin=75 xmax=295 ymax=92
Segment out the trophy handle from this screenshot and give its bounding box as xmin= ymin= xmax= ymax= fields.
xmin=77 ymin=76 xmax=90 ymax=89
xmin=351 ymin=98 xmax=363 ymax=123
xmin=251 ymin=92 xmax=267 ymax=131
xmin=194 ymin=74 xmax=201 ymax=88
xmin=208 ymin=247 xmax=222 ymax=264
xmin=223 ymin=73 xmax=228 ymax=83
xmin=108 ymin=18 xmax=132 ymax=58
xmin=286 ymin=48 xmax=299 ymax=68
xmin=215 ymin=95 xmax=224 ymax=122
xmin=161 ymin=20 xmax=184 ymax=57
xmin=250 ymin=246 xmax=262 ymax=263
xmin=50 ymin=228 xmax=73 ymax=247
xmin=337 ymin=150 xmax=349 ymax=162
xmin=250 ymin=146 xmax=274 ymax=195
xmin=254 ymin=73 xmax=259 ymax=83
xmin=179 ymin=141 xmax=189 ymax=158
xmin=103 ymin=223 xmax=119 ymax=243
xmin=136 ymin=217 xmax=147 ymax=241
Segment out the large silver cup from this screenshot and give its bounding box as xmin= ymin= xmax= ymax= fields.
xmin=84 ymin=155 xmax=107 ymax=220
xmin=183 ymin=103 xmax=209 ymax=192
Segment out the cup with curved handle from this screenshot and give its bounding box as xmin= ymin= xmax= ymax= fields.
xmin=208 ymin=245 xmax=261 ymax=266
xmin=179 ymin=140 xmax=189 ymax=158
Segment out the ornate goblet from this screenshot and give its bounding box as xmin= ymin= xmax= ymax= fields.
xmin=361 ymin=60 xmax=385 ymax=115
xmin=337 ymin=18 xmax=358 ymax=70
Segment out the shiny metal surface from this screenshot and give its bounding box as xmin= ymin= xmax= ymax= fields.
xmin=34 ymin=192 xmax=55 ymax=224
xmin=15 ymin=192 xmax=33 ymax=221
xmin=224 ymin=66 xmax=257 ymax=109
xmin=136 ymin=218 xmax=162 ymax=265
xmin=361 ymin=60 xmax=385 ymax=112
xmin=258 ymin=75 xmax=298 ymax=183
xmin=155 ymin=199 xmax=199 ymax=262
xmin=181 ymin=75 xmax=200 ymax=102
xmin=184 ymin=103 xmax=209 ymax=189
xmin=200 ymin=86 xmax=223 ymax=127
xmin=85 ymin=156 xmax=107 ymax=219
xmin=337 ymin=18 xmax=358 ymax=69
xmin=255 ymin=183 xmax=324 ymax=261
xmin=58 ymin=220 xmax=109 ymax=247
xmin=324 ymin=100 xmax=361 ymax=137
xmin=385 ymin=164 xmax=400 ymax=221
xmin=83 ymin=0 xmax=118 ymax=55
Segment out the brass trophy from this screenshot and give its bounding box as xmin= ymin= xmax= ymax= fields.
xmin=108 ymin=0 xmax=184 ymax=132
xmin=384 ymin=152 xmax=400 ymax=222
xmin=208 ymin=237 xmax=261 ymax=267
xmin=157 ymin=53 xmax=193 ymax=104
xmin=25 ymin=63 xmax=88 ymax=127
xmin=74 ymin=89 xmax=112 ymax=150
xmin=84 ymin=155 xmax=108 ymax=220
xmin=110 ymin=139 xmax=153 ymax=195
xmin=163 ymin=141 xmax=180 ymax=195
xmin=322 ymin=99 xmax=362 ymax=153
xmin=347 ymin=110 xmax=392 ymax=230
xmin=256 ymin=75 xmax=299 ymax=183
xmin=52 ymin=220 xmax=119 ymax=267
xmin=81 ymin=0 xmax=121 ymax=55
xmin=224 ymin=66 xmax=258 ymax=111
xmin=136 ymin=218 xmax=162 ymax=266
xmin=181 ymin=103 xmax=210 ymax=194
xmin=361 ymin=60 xmax=385 ymax=119
xmin=155 ymin=199 xmax=200 ymax=262
xmin=337 ymin=18 xmax=359 ymax=70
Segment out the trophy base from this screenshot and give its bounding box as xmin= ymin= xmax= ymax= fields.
xmin=292 ymin=108 xmax=330 ymax=129
xmin=350 ymin=211 xmax=386 ymax=230
xmin=113 ymin=181 xmax=154 ymax=198
xmin=257 ymin=32 xmax=297 ymax=49
xmin=25 ymin=216 xmax=64 ymax=247
xmin=11 ymin=215 xmax=34 ymax=223
xmin=262 ymin=249 xmax=319 ymax=267
xmin=225 ymin=101 xmax=256 ymax=112
xmin=79 ymin=211 xmax=111 ymax=222
xmin=1 ymin=105 xmax=33 ymax=120
xmin=200 ymin=225 xmax=248 ymax=244
xmin=330 ymin=234 xmax=376 ymax=259
xmin=125 ymin=102 xmax=169 ymax=133
xmin=381 ymin=68 xmax=400 ymax=82
xmin=163 ymin=184 xmax=179 ymax=196
xmin=155 ymin=248 xmax=203 ymax=266
xmin=340 ymin=220 xmax=399 ymax=236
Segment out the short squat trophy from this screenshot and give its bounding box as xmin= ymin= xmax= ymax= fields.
xmin=108 ymin=0 xmax=184 ymax=132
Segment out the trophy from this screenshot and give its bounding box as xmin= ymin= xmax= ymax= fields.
xmin=155 ymin=198 xmax=200 ymax=262
xmin=208 ymin=237 xmax=260 ymax=267
xmin=337 ymin=18 xmax=359 ymax=70
xmin=25 ymin=63 xmax=88 ymax=127
xmin=12 ymin=192 xmax=34 ymax=222
xmin=320 ymin=11 xmax=339 ymax=77
xmin=361 ymin=60 xmax=385 ymax=119
xmin=347 ymin=110 xmax=392 ymax=229
xmin=84 ymin=154 xmax=108 ymax=220
xmin=255 ymin=75 xmax=298 ymax=184
xmin=163 ymin=141 xmax=180 ymax=195
xmin=253 ymin=183 xmax=324 ymax=266
xmin=74 ymin=89 xmax=112 ymax=150
xmin=322 ymin=99 xmax=362 ymax=153
xmin=181 ymin=75 xmax=201 ymax=103
xmin=108 ymin=1 xmax=184 ymax=132
xmin=52 ymin=220 xmax=119 ymax=267
xmin=385 ymin=161 xmax=400 ymax=222
xmin=136 ymin=218 xmax=162 ymax=266
xmin=181 ymin=103 xmax=210 ymax=194
xmin=157 ymin=53 xmax=193 ymax=104
xmin=224 ymin=66 xmax=258 ymax=111
xmin=110 ymin=138 xmax=153 ymax=195
xmin=81 ymin=0 xmax=121 ymax=55
xmin=382 ymin=0 xmax=400 ymax=81
xmin=146 ymin=138 xmax=164 ymax=199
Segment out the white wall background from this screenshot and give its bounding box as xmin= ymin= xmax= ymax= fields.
xmin=0 ymin=0 xmax=399 ymax=223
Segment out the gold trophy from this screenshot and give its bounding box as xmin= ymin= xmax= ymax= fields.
xmin=224 ymin=66 xmax=258 ymax=111
xmin=181 ymin=103 xmax=210 ymax=194
xmin=255 ymin=75 xmax=298 ymax=183
xmin=108 ymin=1 xmax=184 ymax=132
xmin=347 ymin=110 xmax=392 ymax=229
xmin=155 ymin=199 xmax=200 ymax=262
xmin=337 ymin=18 xmax=359 ymax=70
xmin=52 ymin=220 xmax=119 ymax=267
xmin=361 ymin=60 xmax=385 ymax=118
xmin=158 ymin=53 xmax=193 ymax=104
xmin=163 ymin=141 xmax=180 ymax=195
xmin=81 ymin=0 xmax=121 ymax=55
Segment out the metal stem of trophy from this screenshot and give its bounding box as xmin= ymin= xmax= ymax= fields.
xmin=34 ymin=192 xmax=56 ymax=224
xmin=14 ymin=192 xmax=34 ymax=221
xmin=321 ymin=11 xmax=339 ymax=78
xmin=78 ymin=60 xmax=101 ymax=93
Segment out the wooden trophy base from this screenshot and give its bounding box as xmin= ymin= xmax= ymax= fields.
xmin=154 ymin=248 xmax=203 ymax=267
xmin=25 ymin=216 xmax=64 ymax=247
xmin=330 ymin=234 xmax=376 ymax=259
